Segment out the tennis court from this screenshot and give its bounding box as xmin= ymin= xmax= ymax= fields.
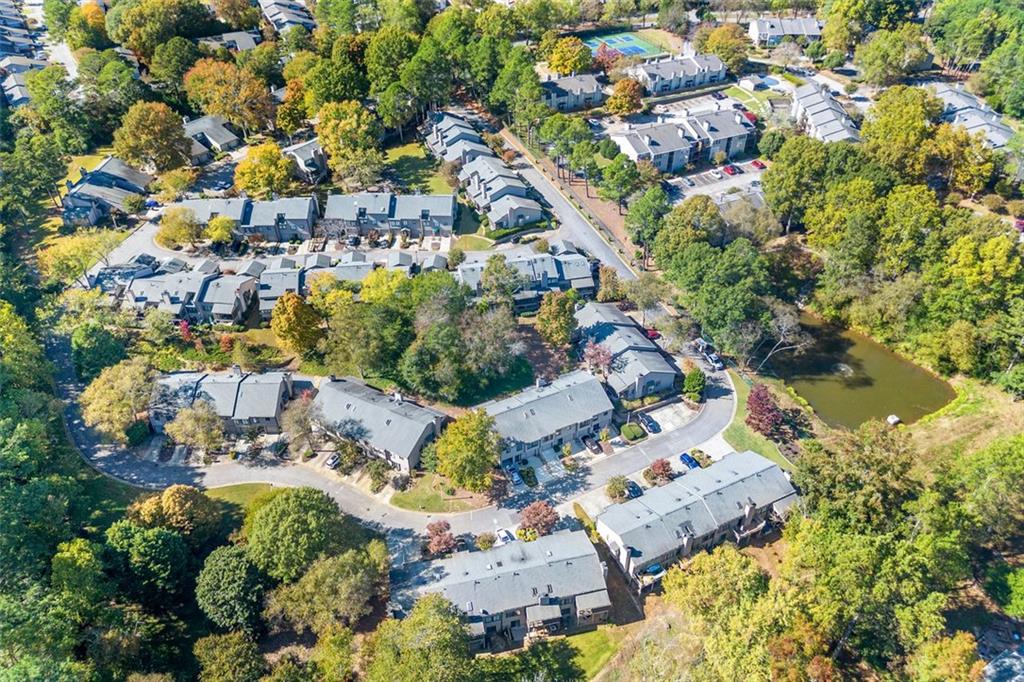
xmin=583 ymin=32 xmax=664 ymax=58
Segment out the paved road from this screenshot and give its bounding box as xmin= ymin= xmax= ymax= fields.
xmin=50 ymin=325 xmax=734 ymax=542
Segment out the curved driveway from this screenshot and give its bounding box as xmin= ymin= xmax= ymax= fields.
xmin=50 ymin=331 xmax=735 ymax=539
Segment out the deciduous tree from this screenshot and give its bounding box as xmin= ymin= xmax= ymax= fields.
xmin=157 ymin=206 xmax=203 ymax=248
xmin=193 ymin=631 xmax=266 ymax=682
xmin=426 ymin=520 xmax=457 ymax=555
xmin=704 ymin=23 xmax=750 ymax=73
xmin=547 ymin=36 xmax=591 ymax=75
xmin=113 ymin=102 xmax=191 ymax=172
xmin=80 ymin=357 xmax=155 ymax=441
xmin=196 ymin=545 xmax=265 ymax=631
xmin=745 ymin=383 xmax=785 ymax=441
xmin=165 ymin=400 xmax=224 ymax=452
xmin=435 ymin=409 xmax=501 ymax=492
xmin=271 ymin=291 xmax=321 ymax=355
xmin=184 ymin=59 xmax=272 ymax=136
xmin=536 ymin=290 xmax=577 ymax=347
xmin=605 ymin=77 xmax=643 ymax=116
xmin=519 ymin=500 xmax=558 ymax=538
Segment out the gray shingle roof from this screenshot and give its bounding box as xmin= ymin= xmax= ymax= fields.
xmin=314 ymin=377 xmax=444 ymax=463
xmin=247 ymin=197 xmax=316 ymax=226
xmin=171 ymin=198 xmax=248 ymax=223
xmin=184 ymin=115 xmax=240 ymax=149
xmin=393 ymin=530 xmax=608 ymax=617
xmin=155 ymin=370 xmax=291 ymax=422
xmin=480 ymin=370 xmax=613 ymax=446
xmin=541 ymin=73 xmax=603 ymax=98
xmin=597 ymin=451 xmax=797 ymax=564
xmin=633 ymin=53 xmax=725 ymax=81
xmin=391 ymin=194 xmax=456 ymax=221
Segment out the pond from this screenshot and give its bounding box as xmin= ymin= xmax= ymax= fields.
xmin=765 ymin=314 xmax=956 ymax=430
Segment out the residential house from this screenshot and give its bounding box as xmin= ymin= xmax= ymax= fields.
xmin=259 ymin=0 xmax=316 ymax=34
xmin=442 ymin=138 xmax=494 ymax=165
xmin=196 ymin=274 xmax=257 ymax=324
xmin=611 ymin=121 xmax=693 ymax=173
xmin=283 ymin=137 xmax=328 ymax=184
xmin=929 ymin=83 xmax=1015 ymax=150
xmin=0 ymin=55 xmax=48 ymax=74
xmin=983 ymin=646 xmax=1024 ymax=681
xmin=238 ymin=196 xmax=320 ymax=242
xmin=425 ymin=112 xmax=483 ymax=157
xmin=596 ymin=450 xmax=798 ymax=590
xmin=256 ymin=257 xmax=303 ymax=320
xmin=198 ymin=30 xmax=262 ymax=52
xmin=313 ymin=377 xmax=447 ymax=472
xmin=386 ymin=251 xmax=414 ymax=274
xmin=791 ymin=83 xmax=859 ymax=143
xmin=611 ymin=108 xmax=750 ymax=170
xmin=626 ymin=54 xmax=727 ymax=96
xmin=685 ymin=109 xmax=753 ymax=162
xmin=487 ymin=195 xmax=544 ymax=229
xmin=122 ymin=270 xmax=217 ymax=319
xmin=419 ymin=253 xmax=448 ymax=272
xmin=458 ymin=156 xmax=528 ymax=209
xmin=575 ymin=302 xmax=678 ymax=400
xmin=151 ymin=368 xmax=293 ymax=435
xmin=1 ymin=70 xmax=27 ymax=106
xmin=302 ymin=251 xmax=375 ymax=285
xmin=172 ymin=197 xmax=249 ymax=226
xmin=480 ymin=370 xmax=614 ymax=466
xmin=62 ymin=156 xmax=155 ymax=226
xmin=392 ymin=530 xmax=611 ymax=652
xmin=456 ymin=251 xmax=595 ymax=310
xmin=183 ymin=115 xmax=242 ymax=165
xmin=748 ymin=17 xmax=824 ymax=46
xmin=321 ymin=192 xmax=457 ymax=238
xmin=540 ymin=74 xmax=606 ymax=111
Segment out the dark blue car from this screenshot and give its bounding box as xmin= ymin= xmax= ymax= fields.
xmin=679 ymin=452 xmax=700 ymax=469
xmin=636 ymin=412 xmax=660 ymax=434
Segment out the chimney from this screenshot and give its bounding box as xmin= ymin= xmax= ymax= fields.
xmin=702 ymin=119 xmax=711 ymax=131
xmin=644 ymin=134 xmax=652 ymax=144
xmin=181 ymin=115 xmax=188 ymax=125
xmin=735 ymin=113 xmax=743 ymax=124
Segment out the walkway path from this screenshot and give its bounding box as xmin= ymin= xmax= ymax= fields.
xmin=50 ymin=327 xmax=735 ymax=541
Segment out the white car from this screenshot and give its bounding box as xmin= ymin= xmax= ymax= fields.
xmin=494 ymin=528 xmax=516 ymax=546
xmin=709 ymin=169 xmax=723 ymax=180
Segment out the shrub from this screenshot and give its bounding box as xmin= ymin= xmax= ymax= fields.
xmin=598 ymin=138 xmax=619 ymax=159
xmin=476 ymin=532 xmax=496 ymax=550
xmin=125 ymin=420 xmax=151 ymax=447
xmin=985 ymin=562 xmax=1024 ymax=618
xmin=606 ymin=475 xmax=628 ymax=502
xmin=621 ymin=423 xmax=646 ymax=441
xmin=1007 ymin=199 xmax=1024 ymax=218
xmin=365 ymin=459 xmax=390 ymax=493
xmin=573 ymin=503 xmax=598 ymax=541
xmin=646 ymin=458 xmax=674 ymax=484
xmin=945 ymin=191 xmax=964 ymax=205
xmin=822 ymin=51 xmax=845 ymax=69
xmin=982 ymin=194 xmax=1006 ymax=213
xmin=518 ymin=466 xmax=538 ymax=487
xmin=684 ymin=368 xmax=706 ymax=400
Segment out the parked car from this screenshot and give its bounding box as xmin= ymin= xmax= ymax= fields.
xmin=510 ymin=469 xmax=523 ymax=485
xmin=683 ymin=176 xmax=696 ymax=187
xmin=709 ymin=169 xmax=723 ymax=180
xmin=722 ymin=165 xmax=738 ymax=176
xmin=693 ymin=338 xmax=709 ymax=353
xmin=324 ymin=453 xmax=340 ymax=469
xmin=711 ymin=91 xmax=727 ymax=100
xmin=705 ymin=352 xmax=725 ymax=371
xmin=636 ymin=412 xmax=661 ymax=434
xmin=751 ymin=159 xmax=767 ymax=170
xmin=345 ymin=235 xmax=360 ymax=247
xmin=743 ymin=111 xmax=758 ymax=124
xmin=582 ymin=435 xmax=602 ymax=455
xmin=679 ymin=452 xmax=700 ymax=469
xmin=495 ymin=528 xmax=516 ymax=546
xmin=625 ymin=480 xmax=644 ymax=499
xmin=731 ymin=102 xmax=745 ymax=110
xmin=644 ymin=328 xmax=661 ymax=340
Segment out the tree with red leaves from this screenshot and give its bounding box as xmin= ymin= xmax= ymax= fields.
xmin=426 ymin=520 xmax=457 ymax=555
xmin=179 ymin=319 xmax=193 ymax=343
xmin=647 ymin=458 xmax=674 ymax=484
xmin=583 ymin=340 xmax=613 ymax=375
xmin=594 ymin=42 xmax=622 ymax=73
xmin=519 ymin=500 xmax=559 ymax=539
xmin=745 ymin=384 xmax=785 ymax=439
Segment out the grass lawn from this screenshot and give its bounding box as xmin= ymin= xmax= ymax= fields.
xmin=453 ymin=233 xmax=494 ymax=251
xmin=76 ymin=466 xmax=147 ymax=536
xmin=390 ymin=473 xmax=487 ymax=513
xmin=781 ymin=72 xmax=806 ymax=86
xmin=724 ymin=85 xmax=782 ymax=118
xmin=206 ymin=482 xmax=276 ymax=508
xmin=386 ymin=142 xmax=452 ymax=194
xmin=567 ymin=627 xmax=628 ymax=680
xmin=722 ymin=370 xmax=792 ymax=470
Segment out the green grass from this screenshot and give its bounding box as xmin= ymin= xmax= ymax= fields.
xmin=724 ymin=85 xmax=781 ymax=118
xmin=206 ymin=483 xmax=276 ymax=508
xmin=390 ymin=473 xmax=483 ymax=513
xmin=567 ymin=627 xmax=626 ymax=680
xmin=386 ymin=142 xmax=452 ymax=194
xmin=781 ymin=72 xmax=806 ymax=86
xmin=722 ymin=370 xmax=791 ymax=470
xmin=620 ymin=423 xmax=646 ymax=442
xmin=76 ymin=467 xmax=148 ymax=536
xmin=453 ymin=234 xmax=494 ymax=251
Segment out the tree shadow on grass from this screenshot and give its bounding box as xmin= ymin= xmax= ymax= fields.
xmin=477 ymin=638 xmax=587 ymax=682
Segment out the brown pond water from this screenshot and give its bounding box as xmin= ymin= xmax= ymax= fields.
xmin=766 ymin=314 xmax=956 ymax=429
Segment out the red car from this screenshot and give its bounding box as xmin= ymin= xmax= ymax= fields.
xmin=722 ymin=165 xmax=739 ymax=176
xmin=743 ymin=111 xmax=758 ymax=124
xmin=644 ymin=328 xmax=661 ymax=340
xmin=751 ymin=159 xmax=767 ymax=170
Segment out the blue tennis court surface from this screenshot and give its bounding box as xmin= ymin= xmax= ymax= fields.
xmin=583 ymin=32 xmax=664 ymax=57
